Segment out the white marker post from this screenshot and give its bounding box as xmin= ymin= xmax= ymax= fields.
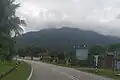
xmin=94 ymin=55 xmax=99 ymax=73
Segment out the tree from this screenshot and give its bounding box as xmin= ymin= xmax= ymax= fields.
xmin=0 ymin=0 xmax=26 ymax=36
xmin=88 ymin=45 xmax=106 ymax=55
xmin=88 ymin=45 xmax=106 ymax=67
xmin=18 ymin=48 xmax=26 ymax=57
xmin=108 ymin=43 xmax=120 ymax=52
xmin=0 ymin=0 xmax=26 ymax=60
xmin=58 ymin=53 xmax=65 ymax=60
xmin=25 ymin=45 xmax=34 ymax=60
xmin=49 ymin=51 xmax=58 ymax=58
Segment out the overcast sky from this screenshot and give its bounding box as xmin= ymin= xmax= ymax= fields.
xmin=16 ymin=0 xmax=120 ymax=37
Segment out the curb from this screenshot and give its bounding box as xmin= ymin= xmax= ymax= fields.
xmin=17 ymin=59 xmax=33 ymax=80
xmin=27 ymin=66 xmax=33 ymax=80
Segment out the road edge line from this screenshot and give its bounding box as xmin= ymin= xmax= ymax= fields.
xmin=27 ymin=65 xmax=33 ymax=80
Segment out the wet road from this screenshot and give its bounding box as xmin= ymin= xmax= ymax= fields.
xmin=25 ymin=60 xmax=112 ymax=80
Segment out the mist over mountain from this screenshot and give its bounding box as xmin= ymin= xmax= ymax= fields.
xmin=16 ymin=27 xmax=120 ymax=51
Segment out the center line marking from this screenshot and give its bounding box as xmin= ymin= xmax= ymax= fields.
xmin=53 ymin=68 xmax=80 ymax=80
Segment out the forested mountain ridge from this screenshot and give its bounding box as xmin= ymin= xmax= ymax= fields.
xmin=16 ymin=27 xmax=120 ymax=51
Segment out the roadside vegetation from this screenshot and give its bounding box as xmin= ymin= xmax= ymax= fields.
xmin=0 ymin=0 xmax=29 ymax=79
xmin=2 ymin=62 xmax=31 ymax=80
xmin=0 ymin=61 xmax=16 ymax=74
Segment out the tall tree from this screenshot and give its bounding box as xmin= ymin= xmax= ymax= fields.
xmin=88 ymin=45 xmax=106 ymax=67
xmin=0 ymin=0 xmax=26 ymax=60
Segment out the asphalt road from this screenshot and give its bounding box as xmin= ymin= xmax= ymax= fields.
xmin=25 ymin=60 xmax=112 ymax=80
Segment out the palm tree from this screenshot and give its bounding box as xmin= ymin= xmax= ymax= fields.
xmin=0 ymin=0 xmax=26 ymax=36
xmin=0 ymin=0 xmax=26 ymax=60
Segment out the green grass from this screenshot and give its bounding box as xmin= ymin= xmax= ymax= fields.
xmin=0 ymin=61 xmax=15 ymax=74
xmin=77 ymin=68 xmax=120 ymax=80
xmin=2 ymin=62 xmax=31 ymax=80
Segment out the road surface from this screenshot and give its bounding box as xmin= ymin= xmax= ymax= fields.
xmin=25 ymin=60 xmax=112 ymax=80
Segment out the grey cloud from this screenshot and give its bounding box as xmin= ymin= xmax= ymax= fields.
xmin=16 ymin=0 xmax=120 ymax=37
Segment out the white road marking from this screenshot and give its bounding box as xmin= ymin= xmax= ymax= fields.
xmin=18 ymin=59 xmax=34 ymax=80
xmin=27 ymin=67 xmax=33 ymax=80
xmin=59 ymin=71 xmax=80 ymax=80
xmin=52 ymin=68 xmax=80 ymax=80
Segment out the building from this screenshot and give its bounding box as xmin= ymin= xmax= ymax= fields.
xmin=74 ymin=45 xmax=88 ymax=60
xmin=102 ymin=52 xmax=114 ymax=69
xmin=117 ymin=61 xmax=120 ymax=70
xmin=102 ymin=52 xmax=120 ymax=70
xmin=71 ymin=45 xmax=88 ymax=64
xmin=39 ymin=52 xmax=50 ymax=62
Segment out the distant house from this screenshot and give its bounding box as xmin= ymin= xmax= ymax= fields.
xmin=102 ymin=52 xmax=120 ymax=70
xmin=102 ymin=52 xmax=114 ymax=69
xmin=39 ymin=53 xmax=50 ymax=62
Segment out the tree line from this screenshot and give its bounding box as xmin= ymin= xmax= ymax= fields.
xmin=17 ymin=43 xmax=120 ymax=66
xmin=18 ymin=43 xmax=120 ymax=56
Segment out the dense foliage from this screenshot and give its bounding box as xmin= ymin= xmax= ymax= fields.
xmin=88 ymin=45 xmax=106 ymax=55
xmin=108 ymin=43 xmax=120 ymax=52
xmin=0 ymin=0 xmax=25 ymax=60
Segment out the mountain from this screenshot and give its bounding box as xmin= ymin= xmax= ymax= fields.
xmin=16 ymin=27 xmax=120 ymax=51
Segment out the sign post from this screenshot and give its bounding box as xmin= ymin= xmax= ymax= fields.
xmin=94 ymin=55 xmax=99 ymax=73
xmin=114 ymin=51 xmax=118 ymax=71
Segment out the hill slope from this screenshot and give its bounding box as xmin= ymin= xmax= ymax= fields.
xmin=16 ymin=27 xmax=120 ymax=51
